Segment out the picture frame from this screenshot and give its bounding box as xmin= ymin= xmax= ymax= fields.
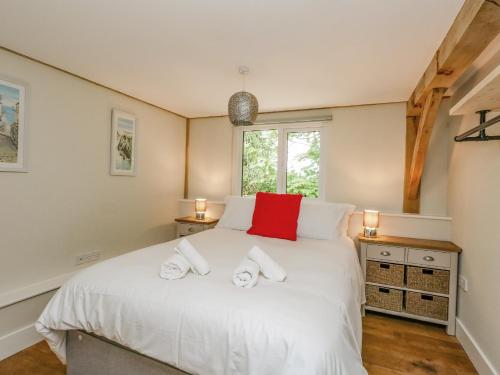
xmin=0 ymin=78 xmax=26 ymax=172
xmin=110 ymin=109 xmax=136 ymax=176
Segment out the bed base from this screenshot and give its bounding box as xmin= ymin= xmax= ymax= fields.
xmin=66 ymin=330 xmax=190 ymax=375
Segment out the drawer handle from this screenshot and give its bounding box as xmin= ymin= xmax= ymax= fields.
xmin=188 ymin=227 xmax=195 ymax=232
xmin=378 ymin=287 xmax=390 ymax=294
xmin=380 ymin=263 xmax=390 ymax=269
xmin=380 ymin=251 xmax=391 ymax=256
xmin=422 ymin=269 xmax=434 ymax=275
xmin=423 ymin=256 xmax=435 ymax=262
xmin=421 ymin=294 xmax=434 ymax=301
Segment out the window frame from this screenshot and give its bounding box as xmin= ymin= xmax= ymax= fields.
xmin=232 ymin=121 xmax=325 ymax=199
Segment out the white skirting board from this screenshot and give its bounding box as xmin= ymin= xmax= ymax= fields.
xmin=0 ymin=324 xmax=43 ymax=361
xmin=456 ymin=319 xmax=498 ymax=375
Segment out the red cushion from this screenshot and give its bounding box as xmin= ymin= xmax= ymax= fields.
xmin=247 ymin=192 xmax=303 ymax=241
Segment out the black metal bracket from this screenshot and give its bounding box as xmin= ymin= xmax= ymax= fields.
xmin=455 ymin=110 xmax=500 ymax=142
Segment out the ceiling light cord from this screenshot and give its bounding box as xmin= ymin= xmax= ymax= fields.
xmin=239 ymin=65 xmax=249 ymax=92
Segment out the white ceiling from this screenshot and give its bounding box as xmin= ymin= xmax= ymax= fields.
xmin=0 ymin=0 xmax=464 ymax=118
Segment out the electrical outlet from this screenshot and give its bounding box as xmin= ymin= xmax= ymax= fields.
xmin=75 ymin=251 xmax=102 ymax=265
xmin=459 ymin=275 xmax=468 ymax=292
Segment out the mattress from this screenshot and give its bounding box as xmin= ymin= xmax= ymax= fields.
xmin=36 ymin=228 xmax=367 ymax=375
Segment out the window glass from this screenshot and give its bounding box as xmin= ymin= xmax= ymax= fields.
xmin=286 ymin=131 xmax=320 ymax=198
xmin=241 ymin=129 xmax=278 ymax=196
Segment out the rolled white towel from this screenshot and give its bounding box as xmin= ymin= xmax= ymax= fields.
xmin=248 ymin=246 xmax=287 ymax=282
xmin=175 ymin=238 xmax=210 ymax=276
xmin=233 ymin=258 xmax=260 ymax=288
xmin=160 ymin=253 xmax=191 ymax=280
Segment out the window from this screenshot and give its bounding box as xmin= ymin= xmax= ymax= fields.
xmin=235 ymin=123 xmax=323 ymax=198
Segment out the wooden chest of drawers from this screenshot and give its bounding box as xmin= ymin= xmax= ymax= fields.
xmin=175 ymin=216 xmax=218 ymax=238
xmin=359 ymin=235 xmax=461 ymax=335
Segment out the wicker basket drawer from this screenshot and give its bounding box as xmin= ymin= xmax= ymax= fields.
xmin=407 ymin=266 xmax=450 ymax=294
xmin=406 ymin=291 xmax=448 ymax=321
xmin=366 ymin=261 xmax=404 ymax=287
xmin=366 ymin=284 xmax=403 ymax=312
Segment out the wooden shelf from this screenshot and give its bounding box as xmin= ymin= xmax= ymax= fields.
xmin=365 ymin=306 xmax=448 ymax=326
xmin=174 ymin=216 xmax=219 ymax=225
xmin=450 ymin=65 xmax=500 ymax=115
xmin=358 ymin=234 xmax=462 ymax=253
xmin=365 ymin=282 xmax=450 ymax=298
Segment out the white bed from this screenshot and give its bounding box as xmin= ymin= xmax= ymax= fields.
xmin=36 ymin=228 xmax=367 ymax=375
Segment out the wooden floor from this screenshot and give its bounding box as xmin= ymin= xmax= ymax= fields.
xmin=362 ymin=313 xmax=477 ymax=374
xmin=0 ymin=312 xmax=476 ymax=375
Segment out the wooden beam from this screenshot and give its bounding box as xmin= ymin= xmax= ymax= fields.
xmin=404 ymin=0 xmax=500 ymax=211
xmin=408 ymin=0 xmax=500 ymax=116
xmin=403 ymin=116 xmax=420 ymax=213
xmin=407 ymin=88 xmax=446 ymax=200
xmin=183 ymin=118 xmax=190 ymax=199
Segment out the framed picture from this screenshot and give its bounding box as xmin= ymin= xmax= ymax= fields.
xmin=110 ymin=109 xmax=136 ymax=176
xmin=0 ymin=79 xmax=26 ymax=172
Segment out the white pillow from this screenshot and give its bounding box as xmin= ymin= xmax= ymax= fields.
xmin=297 ymin=200 xmax=355 ymax=240
xmin=216 ymin=196 xmax=256 ymax=231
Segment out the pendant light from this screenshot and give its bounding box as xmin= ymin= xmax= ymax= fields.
xmin=228 ymin=66 xmax=259 ymax=126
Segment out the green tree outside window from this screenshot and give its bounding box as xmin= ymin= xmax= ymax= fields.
xmin=242 ymin=129 xmax=278 ymax=196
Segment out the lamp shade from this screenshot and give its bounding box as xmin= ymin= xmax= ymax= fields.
xmin=195 ymin=198 xmax=207 ymax=213
xmin=228 ymin=91 xmax=258 ymax=126
xmin=363 ymin=210 xmax=380 ymax=228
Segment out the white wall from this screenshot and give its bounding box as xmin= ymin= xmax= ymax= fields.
xmin=420 ymin=101 xmax=451 ymax=216
xmin=0 ymin=48 xmax=186 ymax=356
xmin=447 ymin=50 xmax=500 ymax=374
xmin=448 ymin=111 xmax=500 ymax=374
xmin=188 ymin=117 xmax=233 ymax=200
xmin=188 ymin=102 xmax=449 ymax=215
xmin=0 ymin=49 xmax=186 ymax=295
xmin=322 ymin=104 xmax=404 ymax=211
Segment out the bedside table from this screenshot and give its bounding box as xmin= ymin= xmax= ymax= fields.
xmin=174 ymin=216 xmax=219 ymax=238
xmin=359 ymin=235 xmax=462 ymax=335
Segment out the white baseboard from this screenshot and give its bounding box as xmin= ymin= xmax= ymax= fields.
xmin=0 ymin=323 xmax=43 ymax=361
xmin=456 ymin=319 xmax=498 ymax=375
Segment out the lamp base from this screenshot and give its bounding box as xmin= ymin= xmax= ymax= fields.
xmin=364 ymin=227 xmax=377 ymax=237
xmin=195 ymin=212 xmax=205 ymax=220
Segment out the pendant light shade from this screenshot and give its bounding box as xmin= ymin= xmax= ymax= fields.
xmin=228 ymin=91 xmax=258 ymax=126
xmin=228 ymin=66 xmax=259 ymax=126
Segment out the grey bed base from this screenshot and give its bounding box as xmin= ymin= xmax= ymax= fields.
xmin=66 ymin=330 xmax=190 ymax=375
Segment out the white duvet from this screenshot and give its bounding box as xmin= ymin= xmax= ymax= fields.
xmin=36 ymin=228 xmax=367 ymax=375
